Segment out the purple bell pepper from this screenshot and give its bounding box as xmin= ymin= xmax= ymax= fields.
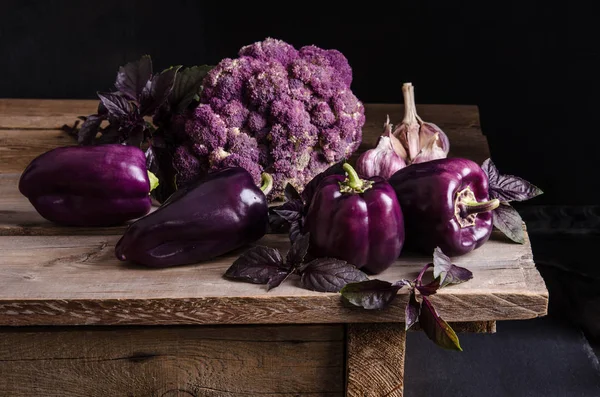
xmin=18 ymin=144 xmax=157 ymax=227
xmin=115 ymin=167 xmax=272 ymax=268
xmin=302 ymin=163 xmax=405 ymax=274
xmin=388 ymin=157 xmax=500 ymax=256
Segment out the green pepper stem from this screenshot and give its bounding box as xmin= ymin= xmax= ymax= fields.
xmin=343 ymin=163 xmax=363 ymax=190
xmin=147 ymin=171 xmax=159 ymax=192
xmin=461 ymin=198 xmax=500 ymax=215
xmin=260 ymin=173 xmax=273 ymax=196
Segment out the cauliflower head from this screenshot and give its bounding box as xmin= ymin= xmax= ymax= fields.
xmin=172 ymin=37 xmax=365 ymax=200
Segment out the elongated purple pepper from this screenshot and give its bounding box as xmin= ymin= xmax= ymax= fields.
xmin=303 ymin=163 xmax=405 ymax=274
xmin=115 ymin=167 xmax=272 ymax=268
xmin=18 ymin=144 xmax=157 ymax=226
xmin=388 ymin=158 xmax=500 ymax=256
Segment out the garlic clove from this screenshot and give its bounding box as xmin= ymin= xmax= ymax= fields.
xmin=418 ymin=121 xmax=450 ymax=157
xmin=411 ymin=132 xmax=448 ymax=164
xmin=355 ymin=135 xmax=406 ymax=179
xmin=382 ymin=114 xmax=408 ymax=161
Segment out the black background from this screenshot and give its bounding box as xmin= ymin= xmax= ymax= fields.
xmin=2 ymin=2 xmax=600 ymax=395
xmin=1 ymin=1 xmax=599 ymax=206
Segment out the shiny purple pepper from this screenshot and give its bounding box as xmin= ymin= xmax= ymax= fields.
xmin=115 ymin=167 xmax=271 ymax=268
xmin=388 ymin=157 xmax=500 ymax=256
xmin=303 ymin=163 xmax=405 ymax=274
xmin=18 ymin=144 xmax=153 ymax=227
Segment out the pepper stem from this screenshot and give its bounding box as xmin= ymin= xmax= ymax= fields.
xmin=147 ymin=171 xmax=159 ymax=192
xmin=454 ymin=187 xmax=499 ymax=228
xmin=343 ymin=163 xmax=363 ymax=190
xmin=339 ymin=163 xmax=373 ymax=194
xmin=461 ymin=199 xmax=500 ymax=216
xmin=260 ymin=173 xmax=273 ymax=196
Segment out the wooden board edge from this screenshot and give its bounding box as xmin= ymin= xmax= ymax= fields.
xmin=0 ymin=292 xmax=548 ymax=327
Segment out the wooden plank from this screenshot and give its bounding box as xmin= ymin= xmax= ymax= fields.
xmin=0 ymin=324 xmax=344 ymax=396
xmin=0 ymin=100 xmax=487 ymax=165
xmin=0 ymin=232 xmax=548 ymax=326
xmin=346 ymin=323 xmax=406 ymax=397
xmin=0 ymin=99 xmax=97 ymax=130
xmin=0 ymin=129 xmax=77 ymax=174
xmin=0 ymin=106 xmax=487 ymax=170
xmin=0 ymin=103 xmax=488 ymax=174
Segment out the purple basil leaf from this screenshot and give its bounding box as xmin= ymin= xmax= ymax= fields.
xmin=340 ymin=279 xmax=403 ymax=310
xmin=392 ymin=279 xmax=411 ymax=288
xmin=267 ymin=270 xmax=293 ymax=291
xmin=97 ymin=101 xmax=108 ymax=116
xmin=432 ymin=247 xmax=473 ymax=288
xmin=415 ymin=262 xmax=434 ymax=285
xmin=419 ymin=296 xmax=463 ymax=351
xmin=493 ymin=204 xmax=525 ymax=244
xmin=432 ymin=247 xmax=452 ymax=278
xmin=268 ymin=208 xmax=290 ymax=234
xmin=481 ymin=158 xmax=499 ymax=186
xmin=406 ymin=289 xmax=421 ymax=330
xmin=482 ymin=158 xmax=543 ymax=202
xmin=115 ymin=55 xmax=153 ymax=101
xmin=286 ymin=232 xmax=310 ymax=268
xmin=284 ymin=183 xmax=303 ymax=203
xmin=76 ymin=114 xmax=104 ymax=145
xmin=270 ymin=200 xmax=304 ymax=235
xmin=300 ymin=258 xmax=369 ymax=293
xmin=97 ymin=92 xmax=132 ymax=124
xmin=289 ymin=220 xmax=302 ymax=244
xmin=95 ymin=125 xmax=122 ymax=144
xmin=125 ymin=123 xmax=146 ymax=147
xmin=139 ymin=65 xmax=181 ymax=116
xmin=491 ymin=174 xmax=544 ymax=203
xmin=301 ymin=161 xmax=346 ymax=206
xmin=416 ymin=278 xmax=441 ymax=296
xmin=274 ymin=205 xmax=303 ymax=223
xmin=440 ymin=266 xmax=473 ymax=289
xmin=170 ymin=65 xmax=213 ymax=113
xmin=224 ymin=246 xmax=284 ymax=284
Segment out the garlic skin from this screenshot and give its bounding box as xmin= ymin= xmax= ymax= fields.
xmin=356 ymin=116 xmax=407 ymax=179
xmin=392 ymin=82 xmax=450 ymax=164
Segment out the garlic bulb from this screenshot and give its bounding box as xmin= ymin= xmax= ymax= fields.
xmin=355 ymin=115 xmax=407 ymax=179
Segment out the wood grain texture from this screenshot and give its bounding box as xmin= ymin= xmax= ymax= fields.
xmin=0 ymin=99 xmax=97 ymax=129
xmin=0 ymin=324 xmax=344 ymax=396
xmin=346 ymin=323 xmax=406 ymax=397
xmin=0 ymin=102 xmax=488 ymax=236
xmin=0 ymin=231 xmax=547 ymax=327
xmin=0 ymin=129 xmax=77 ymax=174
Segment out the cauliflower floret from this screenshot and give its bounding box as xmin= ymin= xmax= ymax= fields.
xmin=185 ymin=104 xmax=227 ymax=151
xmin=170 ymin=37 xmax=365 ymax=200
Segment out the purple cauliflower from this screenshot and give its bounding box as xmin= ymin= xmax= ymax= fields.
xmin=171 ymin=37 xmax=365 ymax=200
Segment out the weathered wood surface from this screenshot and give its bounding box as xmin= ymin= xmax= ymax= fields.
xmin=0 ymin=324 xmax=345 ymax=396
xmin=0 ymin=129 xmax=77 ymax=174
xmin=0 ymin=102 xmax=487 ymax=236
xmin=0 ymin=231 xmax=547 ymax=327
xmin=0 ymin=100 xmax=488 ymax=174
xmin=0 ymin=99 xmax=98 ymax=130
xmin=346 ymin=323 xmax=406 ymax=397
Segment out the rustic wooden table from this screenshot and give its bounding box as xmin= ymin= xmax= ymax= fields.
xmin=0 ymin=99 xmax=548 ymax=397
